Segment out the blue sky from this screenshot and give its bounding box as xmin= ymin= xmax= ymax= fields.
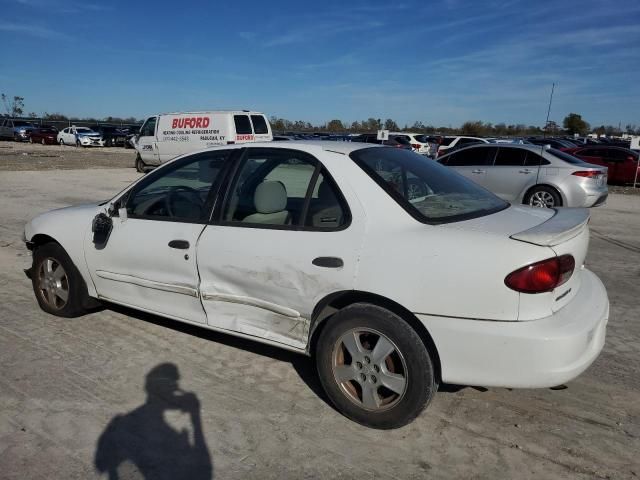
xmin=1 ymin=0 xmax=639 ymax=128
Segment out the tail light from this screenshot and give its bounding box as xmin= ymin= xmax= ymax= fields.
xmin=505 ymin=255 xmax=575 ymax=293
xmin=411 ymin=143 xmax=421 ymax=150
xmin=572 ymin=170 xmax=603 ymax=178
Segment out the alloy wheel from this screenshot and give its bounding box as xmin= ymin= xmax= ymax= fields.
xmin=332 ymin=328 xmax=408 ymax=411
xmin=36 ymin=257 xmax=69 ymax=310
xmin=529 ymin=190 xmax=556 ymax=208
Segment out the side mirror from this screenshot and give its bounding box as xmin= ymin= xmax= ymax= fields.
xmin=92 ymin=213 xmax=113 ymax=245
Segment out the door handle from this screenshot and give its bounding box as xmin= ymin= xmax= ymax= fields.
xmin=519 ymin=169 xmax=533 ymax=174
xmin=168 ymin=240 xmax=190 ymax=249
xmin=312 ymin=257 xmax=344 ymax=268
xmin=471 ymin=169 xmax=485 ymax=174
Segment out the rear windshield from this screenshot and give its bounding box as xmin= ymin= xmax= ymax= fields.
xmin=439 ymin=137 xmax=456 ymax=146
xmin=251 ymin=115 xmax=269 ymax=134
xmin=14 ymin=121 xmax=33 ymax=127
xmin=392 ymin=135 xmax=411 ymax=145
xmin=414 ymin=135 xmax=430 ymax=143
xmin=547 ymin=148 xmax=590 ymax=165
xmin=350 ymin=147 xmax=508 ymax=224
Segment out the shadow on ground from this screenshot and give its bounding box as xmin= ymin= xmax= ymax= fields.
xmin=94 ymin=362 xmax=214 ymax=479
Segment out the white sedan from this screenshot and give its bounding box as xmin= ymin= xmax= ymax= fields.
xmin=24 ymin=142 xmax=609 ymax=429
xmin=57 ymin=126 xmax=104 ymax=147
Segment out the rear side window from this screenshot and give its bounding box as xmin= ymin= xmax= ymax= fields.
xmin=446 ymin=147 xmax=495 ymax=166
xmin=234 ymin=115 xmax=253 ymax=135
xmin=251 ymin=115 xmax=269 ymax=134
xmin=494 ymin=148 xmax=528 ymax=166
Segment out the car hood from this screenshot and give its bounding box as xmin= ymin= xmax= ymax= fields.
xmin=77 ymin=132 xmax=101 ymax=137
xmin=25 ymin=203 xmax=102 ymax=241
xmin=442 ymin=205 xmax=555 ymax=237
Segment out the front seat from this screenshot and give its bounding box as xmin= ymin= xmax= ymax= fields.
xmin=243 ymin=181 xmax=290 ymax=225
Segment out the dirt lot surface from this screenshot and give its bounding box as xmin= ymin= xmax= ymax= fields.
xmin=0 ymin=166 xmax=639 ymax=479
xmin=0 ymin=140 xmax=136 ymax=170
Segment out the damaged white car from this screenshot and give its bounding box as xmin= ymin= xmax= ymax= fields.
xmin=24 ymin=142 xmax=609 ymax=429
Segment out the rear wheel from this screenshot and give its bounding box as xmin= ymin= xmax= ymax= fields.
xmin=29 ymin=136 xmax=34 ymax=144
xmin=525 ymin=186 xmax=561 ymax=208
xmin=316 ymin=303 xmax=437 ymax=429
xmin=59 ymin=139 xmax=65 ymax=145
xmin=31 ymin=243 xmax=88 ymax=318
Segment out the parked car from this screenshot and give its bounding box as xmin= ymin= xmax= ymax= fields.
xmin=351 ymin=133 xmax=412 ymax=149
xmin=57 ymin=126 xmax=105 ymax=147
xmin=438 ymin=144 xmax=608 ymax=208
xmin=527 ymin=137 xmax=577 ymax=149
xmin=28 ymin=126 xmax=58 ymax=145
xmin=89 ymin=125 xmax=128 ymax=147
xmin=24 ymin=141 xmax=608 ymax=429
xmin=565 ymin=146 xmax=640 ymax=184
xmin=389 ymin=132 xmax=432 ymax=155
xmin=436 ymin=136 xmax=489 ymax=157
xmin=0 ymin=119 xmax=35 ymax=141
xmin=124 ymin=125 xmax=140 ymax=149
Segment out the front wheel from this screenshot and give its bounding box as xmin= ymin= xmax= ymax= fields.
xmin=41 ymin=138 xmax=46 ymax=145
xmin=316 ymin=304 xmax=437 ymax=429
xmin=31 ymin=243 xmax=88 ymax=318
xmin=135 ymin=154 xmax=146 ymax=173
xmin=525 ymin=186 xmax=561 ymax=208
xmin=59 ymin=139 xmax=65 ymax=145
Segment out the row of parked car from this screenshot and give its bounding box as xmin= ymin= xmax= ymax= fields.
xmin=0 ymin=119 xmax=140 ymax=148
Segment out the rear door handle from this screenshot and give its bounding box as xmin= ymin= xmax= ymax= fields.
xmin=471 ymin=169 xmax=485 ymax=174
xmin=519 ymin=169 xmax=533 ymax=174
xmin=312 ymin=257 xmax=344 ymax=268
xmin=168 ymin=240 xmax=190 ymax=249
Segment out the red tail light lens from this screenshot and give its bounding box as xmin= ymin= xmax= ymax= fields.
xmin=505 ymin=255 xmax=575 ymax=293
xmin=572 ymin=170 xmax=602 ymax=177
xmin=411 ymin=143 xmax=421 ymax=149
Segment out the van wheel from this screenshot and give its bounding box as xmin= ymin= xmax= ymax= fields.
xmin=315 ymin=303 xmax=437 ymax=429
xmin=135 ymin=154 xmax=146 ymax=173
xmin=525 ymin=186 xmax=561 ymax=208
xmin=31 ymin=243 xmax=88 ymax=318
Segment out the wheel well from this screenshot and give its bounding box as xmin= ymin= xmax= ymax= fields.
xmin=309 ymin=290 xmax=442 ymax=384
xmin=28 ymin=233 xmax=60 ymax=250
xmin=522 ymin=183 xmax=564 ymax=206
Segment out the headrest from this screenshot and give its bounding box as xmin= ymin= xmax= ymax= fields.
xmin=254 ymin=181 xmax=287 ymax=214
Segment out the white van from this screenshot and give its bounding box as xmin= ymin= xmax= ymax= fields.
xmin=134 ymin=110 xmax=272 ymax=171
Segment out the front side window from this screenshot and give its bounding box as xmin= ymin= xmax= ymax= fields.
xmin=251 ymin=115 xmax=269 ymax=134
xmin=351 ymin=147 xmax=508 ymax=224
xmin=234 ymin=115 xmax=253 ymax=135
xmin=222 ymin=149 xmax=349 ymax=229
xmin=140 ymin=117 xmax=157 ymax=137
xmin=444 ymin=147 xmax=496 ymax=166
xmin=126 ymin=151 xmax=230 ymax=222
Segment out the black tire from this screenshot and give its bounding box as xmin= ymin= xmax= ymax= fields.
xmin=59 ymin=139 xmax=65 ymax=145
xmin=14 ymin=133 xmax=20 ymax=142
xmin=76 ymin=140 xmax=81 ymax=147
xmin=135 ymin=154 xmax=146 ymax=173
xmin=31 ymin=242 xmax=88 ymax=318
xmin=315 ymin=303 xmax=437 ymax=429
xmin=41 ymin=138 xmax=46 ymax=146
xmin=524 ymin=185 xmax=562 ymax=208
xmin=29 ymin=136 xmax=34 ymax=144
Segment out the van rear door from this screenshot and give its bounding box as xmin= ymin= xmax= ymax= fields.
xmin=250 ymin=114 xmax=272 ymax=141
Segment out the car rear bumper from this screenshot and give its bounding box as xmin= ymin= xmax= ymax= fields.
xmin=416 ymin=268 xmax=608 ymax=388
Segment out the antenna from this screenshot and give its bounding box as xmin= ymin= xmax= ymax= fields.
xmin=543 ymin=83 xmax=555 ymax=139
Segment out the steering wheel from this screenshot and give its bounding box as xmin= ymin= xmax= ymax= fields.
xmin=164 ymin=186 xmax=204 ymax=218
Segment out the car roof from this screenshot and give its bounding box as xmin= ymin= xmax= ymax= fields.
xmin=438 ymin=142 xmax=556 ymax=157
xmin=182 ymin=140 xmax=383 ymax=158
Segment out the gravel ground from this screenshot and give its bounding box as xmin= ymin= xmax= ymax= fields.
xmin=0 ymin=140 xmax=136 ymax=170
xmin=0 ymin=167 xmax=639 ymax=479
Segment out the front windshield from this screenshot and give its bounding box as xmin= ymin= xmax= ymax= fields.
xmin=76 ymin=128 xmax=93 ymax=133
xmin=350 ymin=147 xmax=508 ymax=224
xmin=14 ymin=121 xmax=34 ymax=127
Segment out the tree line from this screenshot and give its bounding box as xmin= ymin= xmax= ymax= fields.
xmin=2 ymin=92 xmax=637 ymax=136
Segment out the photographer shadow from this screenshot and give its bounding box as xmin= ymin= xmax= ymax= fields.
xmin=94 ymin=363 xmax=213 ymax=480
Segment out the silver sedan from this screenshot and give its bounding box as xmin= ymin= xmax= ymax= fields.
xmin=437 ymin=144 xmax=608 ymax=208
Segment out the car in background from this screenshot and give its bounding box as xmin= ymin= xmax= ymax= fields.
xmin=389 ymin=132 xmax=433 ymax=155
xmin=28 ymin=126 xmax=58 ymax=145
xmin=527 ymin=138 xmax=577 ymax=149
xmin=437 ymin=144 xmax=608 ymax=208
xmin=89 ymin=125 xmax=129 ymax=147
xmin=123 ymin=125 xmax=140 ymax=149
xmin=57 ymin=126 xmax=105 ymax=147
xmin=565 ymin=146 xmax=640 ymax=184
xmin=0 ymin=119 xmax=36 ymax=141
xmin=351 ymin=133 xmax=412 ymax=150
xmin=436 ymin=136 xmax=489 ymax=157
